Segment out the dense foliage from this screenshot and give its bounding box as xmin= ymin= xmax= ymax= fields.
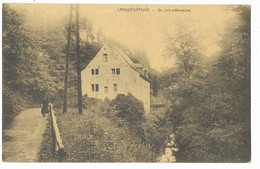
xmin=161 ymin=6 xmax=250 ymax=162
xmin=3 ymin=4 xmax=46 ymax=128
xmin=2 ymin=4 xmax=103 ymax=128
xmin=112 ymin=94 xmax=145 ymax=126
xmin=103 ymin=94 xmax=170 ymax=158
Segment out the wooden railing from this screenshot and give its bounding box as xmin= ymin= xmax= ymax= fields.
xmin=49 ymin=104 xmax=67 ymax=161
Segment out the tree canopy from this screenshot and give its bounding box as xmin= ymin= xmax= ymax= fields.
xmin=160 ymin=6 xmax=250 ymax=162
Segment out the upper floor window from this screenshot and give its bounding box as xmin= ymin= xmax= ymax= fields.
xmin=112 ymin=68 xmax=120 ymax=75
xmin=112 ymin=68 xmax=116 ymax=74
xmin=103 ymin=53 xmax=108 ymax=62
xmin=91 ymin=69 xmax=99 ymax=75
xmin=116 ymin=68 xmax=120 ymax=74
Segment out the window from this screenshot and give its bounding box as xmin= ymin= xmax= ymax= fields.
xmin=116 ymin=68 xmax=120 ymax=74
xmin=91 ymin=84 xmax=95 ymax=92
xmin=96 ymin=84 xmax=99 ymax=92
xmin=112 ymin=68 xmax=116 ymax=74
xmin=113 ymin=84 xmax=117 ymax=91
xmin=91 ymin=84 xmax=99 ymax=92
xmin=91 ymin=69 xmax=99 ymax=75
xmin=104 ymin=86 xmax=108 ymax=93
xmin=103 ymin=53 xmax=108 ymax=62
xmin=112 ymin=68 xmax=120 ymax=75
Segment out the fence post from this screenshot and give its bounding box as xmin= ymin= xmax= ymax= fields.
xmin=50 ymin=104 xmax=56 ymax=156
xmin=50 ymin=104 xmax=67 ymax=161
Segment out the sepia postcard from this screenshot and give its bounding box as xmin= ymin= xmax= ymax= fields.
xmin=2 ymin=3 xmax=251 ymax=164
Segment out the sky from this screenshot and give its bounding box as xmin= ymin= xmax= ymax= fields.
xmin=10 ymin=4 xmax=236 ymax=72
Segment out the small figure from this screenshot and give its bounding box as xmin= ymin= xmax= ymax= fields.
xmin=166 ymin=133 xmax=179 ymax=155
xmin=41 ymin=93 xmax=49 ymax=116
xmin=158 ymin=133 xmax=179 ymax=163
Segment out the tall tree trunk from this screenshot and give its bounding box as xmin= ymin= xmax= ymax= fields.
xmin=63 ymin=5 xmax=73 ymax=114
xmin=76 ymin=4 xmax=83 ymax=114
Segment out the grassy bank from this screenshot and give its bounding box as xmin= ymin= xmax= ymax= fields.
xmin=56 ymin=108 xmax=155 ymax=162
xmin=38 ymin=96 xmax=169 ymax=162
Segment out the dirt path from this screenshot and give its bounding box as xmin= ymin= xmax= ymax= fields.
xmin=3 ymin=108 xmax=48 ymax=162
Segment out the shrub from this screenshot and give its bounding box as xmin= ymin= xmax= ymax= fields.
xmin=111 ymin=93 xmax=145 ymax=127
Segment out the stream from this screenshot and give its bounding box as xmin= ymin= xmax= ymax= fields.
xmin=157 ymin=133 xmax=179 ymax=162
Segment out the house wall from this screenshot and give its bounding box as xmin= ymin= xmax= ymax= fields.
xmin=81 ymin=43 xmax=150 ymax=112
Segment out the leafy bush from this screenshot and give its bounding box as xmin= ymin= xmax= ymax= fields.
xmin=111 ymin=93 xmax=145 ymax=127
xmin=101 ymin=94 xmax=170 ymax=158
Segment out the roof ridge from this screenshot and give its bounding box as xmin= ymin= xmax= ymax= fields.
xmin=113 ymin=44 xmax=134 ymax=65
xmin=111 ymin=43 xmax=150 ymax=82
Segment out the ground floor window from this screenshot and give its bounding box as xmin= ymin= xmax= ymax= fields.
xmin=113 ymin=83 xmax=117 ymax=91
xmin=104 ymin=86 xmax=108 ymax=93
xmin=96 ymin=84 xmax=99 ymax=92
xmin=91 ymin=84 xmax=99 ymax=92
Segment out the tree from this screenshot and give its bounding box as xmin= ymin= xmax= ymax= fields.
xmin=80 ymin=41 xmax=103 ymax=70
xmin=79 ymin=17 xmax=95 ymax=42
xmin=210 ymin=5 xmax=251 ymax=161
xmin=161 ymin=6 xmax=250 ymax=162
xmin=2 ymin=4 xmax=67 ymax=128
xmin=3 ymin=4 xmax=31 ymax=90
xmin=165 ymin=28 xmax=202 ymax=81
xmin=163 ymin=27 xmax=206 ymax=126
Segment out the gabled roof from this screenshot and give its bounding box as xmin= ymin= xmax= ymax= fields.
xmin=109 ymin=42 xmax=150 ymax=83
xmin=108 ymin=42 xmax=134 ymax=65
xmin=85 ymin=41 xmax=150 ymax=83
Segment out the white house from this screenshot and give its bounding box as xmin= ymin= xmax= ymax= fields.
xmin=81 ymin=41 xmax=150 ymax=112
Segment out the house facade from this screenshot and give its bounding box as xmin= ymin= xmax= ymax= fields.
xmin=81 ymin=42 xmax=150 ymax=112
